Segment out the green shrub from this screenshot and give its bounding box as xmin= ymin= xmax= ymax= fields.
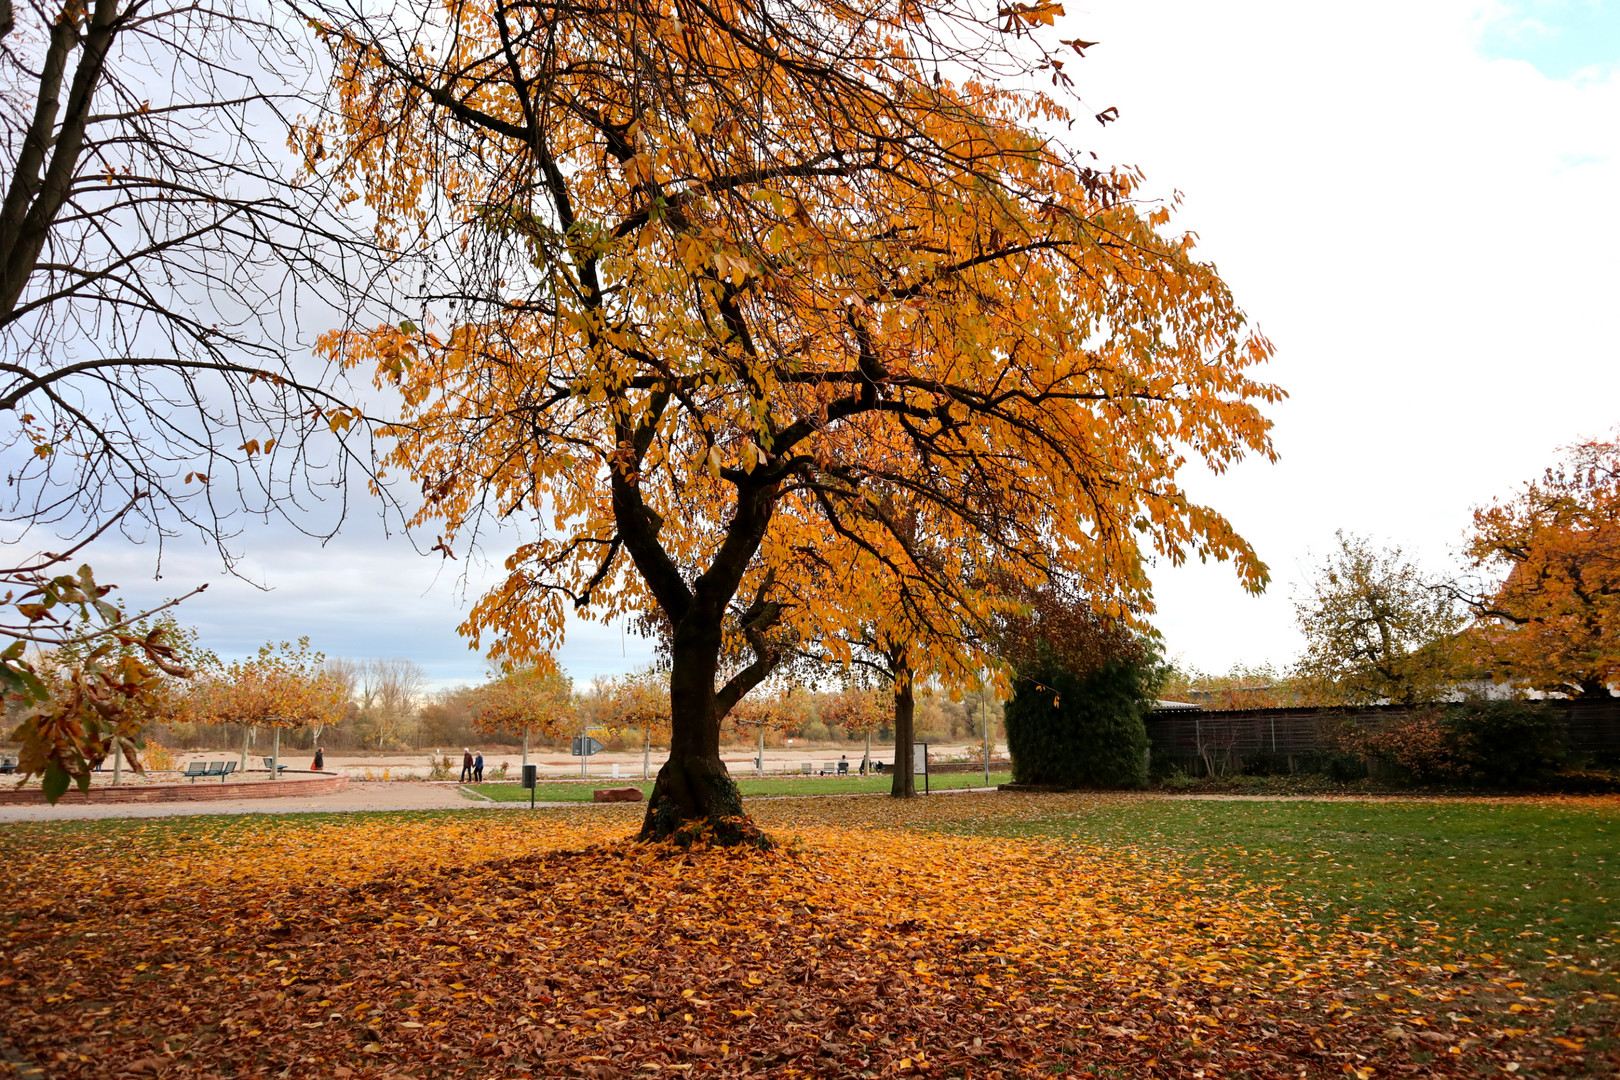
xmin=1161 ymin=768 xmax=1200 ymax=791
xmin=1442 ymin=700 xmax=1565 ymax=788
xmin=1289 ymin=749 xmax=1367 ymax=782
xmin=1004 ymin=656 xmax=1152 ymax=789
xmin=1241 ymin=750 xmax=1291 ymax=777
xmin=1553 ymin=769 xmax=1620 ymax=794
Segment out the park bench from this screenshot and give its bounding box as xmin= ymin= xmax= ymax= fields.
xmin=261 ymin=757 xmax=289 ymax=773
xmin=183 ymin=761 xmax=208 ymax=782
xmin=837 ymin=760 xmax=849 ymax=775
xmin=0 ymin=755 xmax=15 ymax=775
xmin=800 ymin=762 xmax=814 ymax=774
xmin=199 ymin=761 xmax=236 ymax=782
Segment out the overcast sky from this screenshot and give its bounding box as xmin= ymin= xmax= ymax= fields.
xmin=81 ymin=0 xmax=1620 ymax=688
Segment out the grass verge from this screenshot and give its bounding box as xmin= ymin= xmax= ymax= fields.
xmin=942 ymin=795 xmax=1620 ymax=969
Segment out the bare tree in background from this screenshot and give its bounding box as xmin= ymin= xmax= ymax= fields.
xmin=0 ymin=0 xmax=386 ymax=559
xmin=358 ymin=657 xmax=425 ymax=750
xmin=317 ymin=655 xmax=360 ymax=744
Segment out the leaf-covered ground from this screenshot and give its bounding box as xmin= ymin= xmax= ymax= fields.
xmin=1 ymin=794 xmax=1615 ymax=1079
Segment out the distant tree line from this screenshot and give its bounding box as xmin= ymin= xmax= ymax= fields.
xmin=141 ymin=661 xmax=1003 ymax=756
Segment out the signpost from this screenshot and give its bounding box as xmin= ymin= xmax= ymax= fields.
xmin=571 ymin=736 xmax=604 ymax=777
xmin=913 ymin=741 xmax=929 ymax=794
xmin=522 ymin=763 xmax=538 ymax=809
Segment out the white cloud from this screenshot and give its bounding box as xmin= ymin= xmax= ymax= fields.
xmin=85 ymin=510 xmax=658 ymax=689
xmin=1055 ymin=0 xmax=1620 ymax=671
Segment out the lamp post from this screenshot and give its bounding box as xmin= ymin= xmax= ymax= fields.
xmin=981 ymin=680 xmax=990 ymax=786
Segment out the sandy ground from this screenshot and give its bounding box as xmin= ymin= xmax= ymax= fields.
xmin=170 ymin=742 xmax=1007 ymax=781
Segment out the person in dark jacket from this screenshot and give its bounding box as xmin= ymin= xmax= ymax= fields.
xmin=460 ymin=748 xmax=474 ymax=783
xmin=311 ymin=747 xmax=325 ymax=771
xmin=473 ymin=750 xmax=485 ymax=782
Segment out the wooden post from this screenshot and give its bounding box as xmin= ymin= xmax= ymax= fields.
xmin=643 ymin=727 xmax=650 ymax=780
xmin=522 ymin=728 xmax=529 ymax=771
xmin=757 ymin=724 xmax=765 ymax=777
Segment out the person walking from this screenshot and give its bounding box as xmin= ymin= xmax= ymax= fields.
xmin=473 ymin=750 xmax=485 ymax=783
xmin=311 ymin=746 xmax=325 ymax=771
xmin=460 ymin=747 xmax=474 ymax=783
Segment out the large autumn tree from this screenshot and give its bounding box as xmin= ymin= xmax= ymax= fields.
xmin=307 ymin=0 xmax=1280 ymax=839
xmin=1464 ymin=436 xmax=1619 ymax=698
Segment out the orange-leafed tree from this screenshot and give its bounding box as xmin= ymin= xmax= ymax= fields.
xmin=790 ymin=490 xmax=1004 ymax=797
xmin=727 ymin=683 xmax=810 ymax=776
xmin=469 ymin=666 xmax=576 ymax=767
xmin=1464 ymin=436 xmax=1620 ymax=699
xmin=598 ymin=669 xmax=673 ymax=779
xmin=189 ymin=639 xmax=349 ymax=777
xmin=1159 ymin=663 xmax=1319 ymax=710
xmin=307 ymin=0 xmax=1280 ymax=840
xmin=819 ymin=683 xmax=889 ymax=774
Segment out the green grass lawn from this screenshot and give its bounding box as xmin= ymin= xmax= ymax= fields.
xmin=463 ymin=769 xmax=1011 ymax=802
xmin=946 ymin=796 xmax=1620 ymax=969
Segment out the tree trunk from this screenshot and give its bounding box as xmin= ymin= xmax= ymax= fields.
xmin=619 ymin=469 xmax=778 ymax=844
xmin=890 ymin=674 xmax=916 ymax=798
xmin=271 ymin=728 xmax=280 ymax=779
xmin=640 ymin=617 xmax=762 ymax=846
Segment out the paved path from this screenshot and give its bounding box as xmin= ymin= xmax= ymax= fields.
xmin=0 ymin=782 xmax=596 ymax=823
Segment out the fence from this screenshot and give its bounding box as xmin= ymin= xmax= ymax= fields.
xmin=1145 ymin=699 xmax=1620 ymax=776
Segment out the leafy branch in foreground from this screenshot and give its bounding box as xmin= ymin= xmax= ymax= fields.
xmin=1 ymin=516 xmax=205 ymax=800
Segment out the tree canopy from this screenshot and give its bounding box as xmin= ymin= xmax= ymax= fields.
xmin=1464 ymin=435 xmax=1619 ymax=699
xmin=1293 ymin=531 xmax=1462 ymax=706
xmin=308 ymin=0 xmax=1281 ymax=837
xmin=189 ymin=638 xmax=349 ymax=733
xmin=470 ymin=666 xmax=576 ymax=743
